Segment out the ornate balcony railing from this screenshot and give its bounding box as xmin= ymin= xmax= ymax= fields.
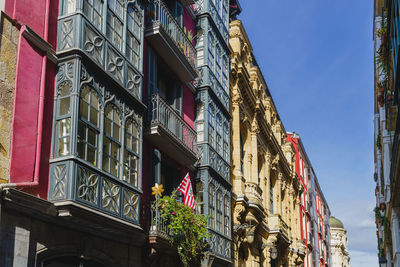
xmin=147 ymin=0 xmax=196 ymax=68
xmin=49 ymin=161 xmax=141 ymax=225
xmin=150 ymin=94 xmax=196 ymax=152
xmin=150 ymin=205 xmax=171 ymax=239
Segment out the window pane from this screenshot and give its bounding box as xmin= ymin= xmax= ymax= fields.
xmin=113 ymin=123 xmax=120 ymax=140
xmin=59 ymin=97 xmax=70 ymax=116
xmin=105 ymin=117 xmax=112 ymax=135
xmin=87 ymin=146 xmax=96 ymax=165
xmin=110 ymin=158 xmax=118 ymax=176
xmin=58 ymin=137 xmax=70 ymax=156
xmin=80 ymin=101 xmax=89 ymax=120
xmin=111 ymin=141 xmax=119 ymax=158
xmin=88 ymin=128 xmax=97 ymax=146
xmin=59 ymin=118 xmax=71 ymax=137
xmin=89 ymin=106 xmax=97 ymax=126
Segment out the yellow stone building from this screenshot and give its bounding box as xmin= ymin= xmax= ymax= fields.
xmin=229 ymin=20 xmax=306 ymax=267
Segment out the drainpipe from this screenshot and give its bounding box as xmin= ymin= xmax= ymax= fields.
xmin=0 ymin=0 xmax=52 ymax=191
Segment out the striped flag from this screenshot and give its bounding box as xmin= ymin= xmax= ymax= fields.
xmin=177 ymin=173 xmax=196 ymax=210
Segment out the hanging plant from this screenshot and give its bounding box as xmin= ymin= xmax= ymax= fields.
xmin=376 ymin=134 xmax=382 ymax=150
xmin=154 ymin=194 xmax=209 ymax=266
xmin=374 ymin=206 xmax=384 ymax=224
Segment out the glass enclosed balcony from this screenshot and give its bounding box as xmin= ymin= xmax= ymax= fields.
xmin=145 ymin=94 xmax=198 ymax=168
xmin=145 ymin=0 xmax=197 ymax=83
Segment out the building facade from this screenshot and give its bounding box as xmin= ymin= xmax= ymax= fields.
xmin=229 ymin=19 xmax=306 ymax=267
xmin=0 ymin=0 xmax=241 ymax=266
xmin=329 ymin=216 xmax=350 ymax=267
xmin=287 ymin=134 xmax=331 ymax=267
xmin=373 ymin=0 xmax=400 ymax=266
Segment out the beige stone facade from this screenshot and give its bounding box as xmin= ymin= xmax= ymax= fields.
xmin=0 ymin=14 xmax=18 ymax=183
xmin=229 ymin=20 xmax=306 ymax=267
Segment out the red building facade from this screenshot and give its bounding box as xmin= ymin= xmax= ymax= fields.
xmin=287 ymin=133 xmax=331 ymax=267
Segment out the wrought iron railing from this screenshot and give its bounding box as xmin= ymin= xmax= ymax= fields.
xmin=147 ymin=0 xmax=196 ymax=68
xmin=150 ymin=94 xmax=196 ymax=152
xmin=150 ymin=204 xmax=171 ymax=239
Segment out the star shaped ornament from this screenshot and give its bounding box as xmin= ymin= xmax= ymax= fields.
xmin=152 ymin=183 xmax=164 ymax=197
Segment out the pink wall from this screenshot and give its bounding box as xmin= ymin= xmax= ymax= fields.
xmin=6 ymin=0 xmax=58 ymax=198
xmin=182 ymin=85 xmax=194 ymax=128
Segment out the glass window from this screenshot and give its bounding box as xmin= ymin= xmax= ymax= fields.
xmin=224 ymin=195 xmax=230 ymax=236
xmin=55 ymin=82 xmax=72 ymax=157
xmin=77 ymin=85 xmax=100 ymax=166
xmin=223 ymin=122 xmax=229 ymax=161
xmin=208 ymin=105 xmax=215 ymax=147
xmin=107 ymin=0 xmax=124 ymax=51
xmin=103 ymin=104 xmax=121 ymax=177
xmin=123 ymin=118 xmax=139 ymax=186
xmin=240 ymin=133 xmax=244 ymax=174
xmin=216 ymin=115 xmax=222 ymax=155
xmin=208 ymin=183 xmax=215 ymax=229
xmin=83 ymin=0 xmax=103 ymax=29
xmin=64 ymin=0 xmax=76 ymax=15
xmin=215 ymin=45 xmax=221 ymax=81
xmin=208 ymin=34 xmax=214 ymax=71
xmin=216 ymin=190 xmax=223 ymax=233
xmin=196 ymin=182 xmax=204 ymax=214
xmin=126 ymin=5 xmax=142 ymax=70
xmin=270 ymin=178 xmax=274 ymax=214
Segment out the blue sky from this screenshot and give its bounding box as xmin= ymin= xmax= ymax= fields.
xmin=239 ymin=1 xmax=376 ymax=266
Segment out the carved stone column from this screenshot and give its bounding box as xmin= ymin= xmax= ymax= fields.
xmin=231 ymin=90 xmax=244 ymax=193
xmin=250 ymin=120 xmax=259 ymax=185
xmin=264 ymin=150 xmax=271 ymax=213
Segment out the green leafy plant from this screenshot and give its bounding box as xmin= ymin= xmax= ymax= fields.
xmin=154 ymin=194 xmax=209 ymax=266
xmin=374 ymin=206 xmax=384 ymax=224
xmin=376 ymin=134 xmax=382 ymax=150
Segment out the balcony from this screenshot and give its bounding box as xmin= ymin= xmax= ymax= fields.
xmin=268 ymin=214 xmax=290 ymax=243
xmin=145 ymin=94 xmax=198 ymax=168
xmin=49 ymin=161 xmax=141 ymax=227
xmin=149 ymin=205 xmax=173 ymax=249
xmin=146 ymin=0 xmax=197 ymax=83
xmin=244 ymin=182 xmax=264 ymax=212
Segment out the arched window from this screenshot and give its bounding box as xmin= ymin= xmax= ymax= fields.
xmin=208 ymin=183 xmax=215 ymax=229
xmin=123 ymin=118 xmax=139 ymax=187
xmin=78 ymin=85 xmax=100 ymax=166
xmin=103 ymin=104 xmax=121 ymax=177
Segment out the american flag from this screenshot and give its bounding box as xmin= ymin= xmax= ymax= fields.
xmin=177 ymin=173 xmax=196 ymax=210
